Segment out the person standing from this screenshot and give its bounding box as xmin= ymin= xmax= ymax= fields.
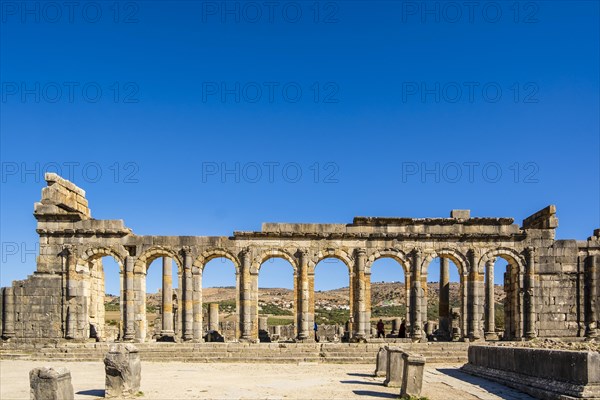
xmin=377 ymin=319 xmax=385 ymax=338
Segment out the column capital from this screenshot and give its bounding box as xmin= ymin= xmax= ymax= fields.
xmin=181 ymin=246 xmax=192 ymax=256
xmin=354 ymin=248 xmax=367 ymax=257
xmin=485 ymin=257 xmax=496 ymax=267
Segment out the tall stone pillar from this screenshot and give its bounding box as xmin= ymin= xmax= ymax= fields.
xmin=208 ymin=303 xmax=219 ymax=331
xmin=297 ymin=250 xmax=310 ymax=340
xmin=239 ymin=249 xmax=252 ymax=341
xmin=64 ymin=247 xmax=78 ymax=340
xmin=123 ymin=256 xmax=135 ymax=341
xmin=161 ymin=257 xmax=174 ymax=338
xmin=354 ymin=248 xmax=367 ymax=340
xmin=485 ymin=258 xmax=497 ymax=339
xmin=525 ymin=248 xmax=537 ymax=339
xmin=182 ymin=248 xmax=193 ymax=341
xmin=404 ymin=276 xmax=411 ymax=333
xmin=192 ymin=267 xmax=202 ymax=341
xmin=133 ymin=265 xmax=146 ymax=342
xmin=585 ymin=255 xmax=599 ymax=338
xmin=1 ymin=287 xmax=15 ymax=339
xmin=467 ymin=250 xmax=483 ymax=341
xmin=410 ymin=249 xmax=423 ymax=341
xmin=439 ymin=257 xmax=450 ymax=339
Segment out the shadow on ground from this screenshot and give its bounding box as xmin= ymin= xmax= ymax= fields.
xmin=437 ymin=368 xmax=535 ymax=400
xmin=352 ymin=390 xmax=398 ymax=398
xmin=76 ymin=389 xmax=105 ymax=397
xmin=341 ymin=380 xmax=382 ymax=387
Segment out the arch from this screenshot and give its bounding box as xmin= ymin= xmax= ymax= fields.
xmin=252 ymin=248 xmax=298 ymax=274
xmin=193 ymin=248 xmax=240 ymax=273
xmin=134 ymin=246 xmax=183 ymax=274
xmin=79 ymin=245 xmax=127 ymax=270
xmin=310 ymin=248 xmax=353 ymax=274
xmin=421 ymin=248 xmax=469 ymax=276
xmin=478 ymin=247 xmax=526 ymax=275
xmin=366 ymin=248 xmax=410 ymax=275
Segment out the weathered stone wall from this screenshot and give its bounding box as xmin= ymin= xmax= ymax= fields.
xmin=463 ymin=345 xmax=600 ymax=399
xmin=1 ymin=174 xmax=598 ymax=343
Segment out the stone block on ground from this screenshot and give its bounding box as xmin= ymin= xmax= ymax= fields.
xmin=104 ymin=343 xmax=141 ymax=398
xmin=384 ymin=346 xmax=404 ymax=387
xmin=29 ymin=367 xmax=74 ymax=400
xmin=401 ymin=353 xmax=426 ymax=398
xmin=374 ymin=347 xmax=388 ymax=377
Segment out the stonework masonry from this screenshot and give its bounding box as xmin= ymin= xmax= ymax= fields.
xmin=1 ymin=174 xmax=599 ymax=343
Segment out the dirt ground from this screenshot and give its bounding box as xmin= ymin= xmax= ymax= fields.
xmin=0 ymin=360 xmax=535 ymax=400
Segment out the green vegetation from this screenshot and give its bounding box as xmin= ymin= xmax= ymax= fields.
xmin=146 ymin=305 xmax=157 ymax=313
xmin=495 ymin=303 xmax=505 ymax=329
xmin=372 ymin=305 xmax=406 ymax=318
xmin=106 ymin=319 xmax=118 ymax=326
xmin=268 ymin=317 xmax=294 ymax=326
xmin=315 ymin=308 xmax=350 ymax=325
xmin=260 ymin=303 xmax=293 ymax=316
xmin=105 ymin=303 xmax=120 ymax=311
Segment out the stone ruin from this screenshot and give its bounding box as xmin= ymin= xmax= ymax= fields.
xmin=0 ymin=173 xmax=598 ymax=344
xmin=103 ymin=343 xmax=141 ymax=398
xmin=29 ymin=366 xmax=74 ymax=400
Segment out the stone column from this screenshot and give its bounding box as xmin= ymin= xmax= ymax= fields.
xmin=525 ymin=247 xmax=537 ymax=339
xmin=354 ymin=248 xmax=367 ymax=340
xmin=391 ymin=318 xmax=401 ymax=336
xmin=192 ymin=267 xmax=202 ymax=341
xmin=467 ymin=250 xmax=483 ymax=341
xmin=439 ymin=257 xmax=450 ymax=339
xmin=405 ymin=276 xmax=411 ymax=333
xmin=123 ymin=256 xmax=135 ymax=341
xmin=65 ymin=247 xmax=77 ymax=339
xmin=298 ymin=250 xmax=310 ymax=340
xmin=239 ymin=249 xmax=252 ymax=341
xmin=161 ymin=257 xmax=174 ymax=338
xmin=133 ymin=266 xmax=145 ymax=342
xmin=410 ymin=249 xmax=423 ymax=341
xmin=585 ymin=255 xmax=599 ymax=338
xmin=485 ymin=258 xmax=497 ymax=339
xmin=209 ymin=303 xmax=219 ymax=331
xmin=182 ymin=248 xmax=193 ymax=341
xmin=1 ymin=287 xmax=15 ymax=339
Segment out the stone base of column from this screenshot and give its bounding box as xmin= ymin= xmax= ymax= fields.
xmin=122 ymin=334 xmax=135 ymax=342
xmin=585 ymin=324 xmax=598 ymax=339
xmin=182 ymin=334 xmax=193 ymax=341
xmin=484 ymin=332 xmax=499 ymax=341
xmin=239 ymin=337 xmax=259 ymax=343
xmin=524 ymin=331 xmax=537 ymax=340
xmin=350 ymin=334 xmax=368 ymax=343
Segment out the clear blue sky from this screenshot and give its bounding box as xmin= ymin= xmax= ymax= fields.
xmin=1 ymin=1 xmax=598 ymax=295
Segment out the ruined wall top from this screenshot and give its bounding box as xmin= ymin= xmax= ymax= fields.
xmin=30 ymin=175 xmax=575 ymax=244
xmin=34 ymin=173 xmax=91 ymax=220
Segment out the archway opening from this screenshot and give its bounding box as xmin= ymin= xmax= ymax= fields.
xmin=258 ymin=257 xmax=295 ymax=342
xmin=485 ymin=256 xmax=519 ymax=340
xmin=313 ymin=257 xmax=350 ymax=342
xmin=146 ymin=257 xmax=180 ymax=341
xmin=87 ymin=255 xmax=122 ymax=342
xmin=203 ymin=257 xmax=237 ymax=341
xmin=370 ymin=257 xmax=408 ymax=339
xmin=425 ymin=257 xmax=462 ymax=341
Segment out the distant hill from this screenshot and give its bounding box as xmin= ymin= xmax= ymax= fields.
xmin=105 ymin=282 xmax=505 ymax=308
